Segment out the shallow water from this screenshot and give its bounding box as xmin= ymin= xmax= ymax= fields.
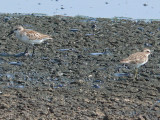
xmin=1 ymin=0 xmax=160 ymax=19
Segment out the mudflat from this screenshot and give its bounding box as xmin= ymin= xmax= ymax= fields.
xmin=0 ymin=14 xmax=159 ymax=119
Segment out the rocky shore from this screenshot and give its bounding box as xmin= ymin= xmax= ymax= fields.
xmin=0 ymin=14 xmax=159 ymax=119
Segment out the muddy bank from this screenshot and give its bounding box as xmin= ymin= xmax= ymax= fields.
xmin=0 ymin=14 xmax=159 ymax=119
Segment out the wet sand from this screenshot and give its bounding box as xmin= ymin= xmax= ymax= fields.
xmin=0 ymin=14 xmax=159 ymax=119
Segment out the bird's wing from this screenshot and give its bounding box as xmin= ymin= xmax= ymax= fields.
xmin=128 ymin=52 xmax=145 ymax=63
xmin=24 ymin=29 xmax=52 ymax=40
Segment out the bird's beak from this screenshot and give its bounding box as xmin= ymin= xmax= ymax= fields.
xmin=8 ymin=30 xmax=14 ymax=36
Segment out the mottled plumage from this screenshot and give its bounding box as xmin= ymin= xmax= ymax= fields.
xmin=120 ymin=48 xmax=151 ymax=79
xmin=8 ymin=25 xmax=53 ymax=56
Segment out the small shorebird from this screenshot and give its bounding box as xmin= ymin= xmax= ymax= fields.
xmin=120 ymin=48 xmax=151 ymax=80
xmin=8 ymin=25 xmax=53 ymax=56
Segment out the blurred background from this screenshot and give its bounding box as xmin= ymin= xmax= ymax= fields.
xmin=1 ymin=0 xmax=160 ymax=19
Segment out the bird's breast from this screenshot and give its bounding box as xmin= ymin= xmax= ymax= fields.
xmin=16 ymin=33 xmax=31 ymax=44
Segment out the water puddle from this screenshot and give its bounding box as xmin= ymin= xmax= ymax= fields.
xmin=0 ymin=52 xmax=25 ymax=57
xmin=90 ymin=49 xmax=112 ymax=56
xmin=70 ymin=28 xmax=78 ymax=32
xmin=9 ymin=62 xmax=22 ymax=66
xmin=53 ymin=84 xmax=63 ymax=88
xmin=114 ymin=73 xmax=130 ymax=77
xmin=85 ymin=33 xmax=94 ymax=36
xmin=58 ymin=48 xmax=74 ymax=51
xmin=16 ymin=85 xmax=25 ymax=88
xmin=14 ymin=52 xmax=26 ymax=57
xmin=90 ymin=52 xmax=104 ymax=56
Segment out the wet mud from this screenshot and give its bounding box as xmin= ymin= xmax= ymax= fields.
xmin=0 ymin=14 xmax=159 ymax=119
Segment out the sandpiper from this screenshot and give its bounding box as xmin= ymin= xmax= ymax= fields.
xmin=8 ymin=25 xmax=53 ymax=56
xmin=120 ymin=48 xmax=151 ymax=80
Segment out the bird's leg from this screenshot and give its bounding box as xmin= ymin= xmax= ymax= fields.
xmin=32 ymin=45 xmax=35 ymax=57
xmin=24 ymin=46 xmax=28 ymax=54
xmin=44 ymin=41 xmax=53 ymax=53
xmin=134 ymin=68 xmax=138 ymax=80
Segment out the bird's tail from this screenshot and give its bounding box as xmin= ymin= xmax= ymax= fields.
xmin=43 ymin=34 xmax=53 ymax=40
xmin=46 ymin=36 xmax=53 ymax=40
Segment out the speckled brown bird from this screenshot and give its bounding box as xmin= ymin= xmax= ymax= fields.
xmin=8 ymin=25 xmax=53 ymax=56
xmin=120 ymin=48 xmax=151 ymax=80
